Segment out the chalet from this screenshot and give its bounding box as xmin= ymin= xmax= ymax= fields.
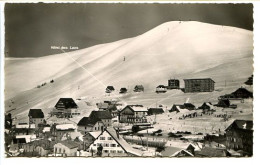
xmin=97 ymin=102 xmax=117 ymax=112
xmin=119 ymin=88 xmax=127 ymax=94
xmin=147 ymin=108 xmax=164 ymax=116
xmin=231 ymin=88 xmax=253 ymax=99
xmin=119 ymin=105 xmax=148 ymax=123
xmin=168 ymin=79 xmax=180 ymax=89
xmin=170 ymin=103 xmax=196 ymax=113
xmin=77 ymin=111 xmax=112 ymax=134
xmin=133 ymin=85 xmax=144 ymax=92
xmin=51 ymin=124 xmax=76 ymax=141
xmin=88 ymin=127 xmax=143 ymax=157
xmin=225 ymin=120 xmax=253 ymax=156
xmin=198 ymin=102 xmax=215 ymax=113
xmin=106 ymin=86 xmax=115 ymax=93
xmin=156 ymin=85 xmax=167 ymax=93
xmin=28 ymin=109 xmax=45 ymax=128
xmin=54 ymin=140 xmax=79 ymax=157
xmin=52 ymin=98 xmax=79 ymax=118
xmin=184 ymin=78 xmax=215 ymax=93
xmin=215 ymin=99 xmax=230 ymax=108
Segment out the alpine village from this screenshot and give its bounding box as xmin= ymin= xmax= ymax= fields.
xmin=4 ymin=75 xmax=253 ymax=158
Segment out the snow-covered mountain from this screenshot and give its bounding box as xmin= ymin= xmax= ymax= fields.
xmin=4 ymin=21 xmax=253 ymax=119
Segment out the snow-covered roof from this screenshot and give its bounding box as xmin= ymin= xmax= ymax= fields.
xmin=70 ymin=132 xmax=83 ymax=140
xmin=88 ymin=131 xmax=102 ymax=139
xmin=16 ymin=135 xmax=36 ymax=143
xmin=43 ymin=127 xmax=50 ymax=133
xmin=16 ymin=124 xmax=35 ymax=129
xmin=137 ymin=128 xmax=159 ymax=134
xmin=130 ymin=106 xmax=148 ymax=112
xmin=56 ymin=124 xmax=76 ymax=130
xmin=105 ymin=127 xmax=143 ymax=156
xmin=171 ymin=149 xmax=194 ymax=157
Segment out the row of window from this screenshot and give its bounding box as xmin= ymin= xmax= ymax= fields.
xmin=94 ymin=143 xmax=119 ymax=147
xmin=99 ymin=136 xmax=112 ymax=140
xmin=103 ymin=150 xmax=123 ymax=154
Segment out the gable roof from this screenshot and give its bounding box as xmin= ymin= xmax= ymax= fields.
xmin=103 ymin=127 xmax=143 ymax=156
xmin=55 ymin=124 xmax=76 ymax=130
xmin=157 ymin=85 xmax=166 ymax=88
xmin=77 ymin=111 xmax=112 ymax=126
xmin=147 ymin=108 xmax=164 ymax=115
xmin=58 ymin=140 xmax=79 ymax=149
xmin=183 ymin=103 xmax=196 ymax=108
xmin=28 ymin=109 xmax=44 ymax=118
xmin=89 ymin=110 xmax=112 ymax=119
xmin=232 ymin=88 xmax=253 ymax=97
xmin=106 ymin=86 xmax=115 ymax=90
xmin=134 ymin=85 xmax=144 ymax=89
xmin=171 ymin=149 xmax=194 ymax=157
xmin=55 ymin=98 xmax=78 ymax=109
xmin=196 ymin=147 xmax=229 ymax=157
xmin=120 ymin=87 xmax=127 ymax=91
xmin=226 ymin=120 xmax=253 ymax=131
xmin=121 ymin=105 xmax=148 ymax=112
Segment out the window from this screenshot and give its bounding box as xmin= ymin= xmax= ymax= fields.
xmin=93 ymin=144 xmax=96 ymax=146
xmin=104 ymin=150 xmax=109 ymax=153
xmin=108 ymin=137 xmax=112 ymax=140
xmin=110 ymin=144 xmax=116 ymax=147
xmin=110 ymin=150 xmax=116 ymax=153
xmin=100 ymin=137 xmax=105 ymax=140
xmin=117 ymin=150 xmax=123 ymax=153
xmin=103 ymin=143 xmax=109 ymax=147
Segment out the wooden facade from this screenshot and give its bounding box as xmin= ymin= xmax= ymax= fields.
xmin=225 ymin=120 xmax=253 ymax=156
xmin=119 ymin=106 xmax=147 ymax=123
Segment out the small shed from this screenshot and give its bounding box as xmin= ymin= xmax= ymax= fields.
xmin=156 ymin=85 xmax=167 ymax=93
xmin=133 ymin=85 xmax=144 ymax=92
xmin=106 ymin=86 xmax=115 ymax=93
xmin=119 ymin=88 xmax=127 ymax=94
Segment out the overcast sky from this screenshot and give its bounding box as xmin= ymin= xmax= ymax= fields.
xmin=5 ymin=3 xmax=253 ymax=58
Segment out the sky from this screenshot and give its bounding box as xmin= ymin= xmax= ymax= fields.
xmin=5 ymin=3 xmax=253 ymax=58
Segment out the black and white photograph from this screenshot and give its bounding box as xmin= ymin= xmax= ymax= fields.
xmin=3 ymin=2 xmax=254 ymax=158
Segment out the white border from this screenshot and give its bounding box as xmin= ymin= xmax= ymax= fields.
xmin=0 ymin=1 xmax=259 ymax=165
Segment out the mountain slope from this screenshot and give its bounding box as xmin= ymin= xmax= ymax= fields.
xmin=4 ymin=21 xmax=253 ymax=119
